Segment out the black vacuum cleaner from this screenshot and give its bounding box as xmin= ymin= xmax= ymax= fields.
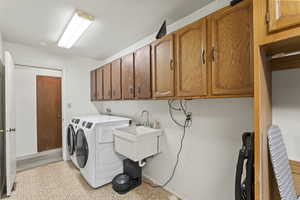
xmin=112 ymin=159 xmax=142 ymax=194
xmin=235 ymin=132 xmax=254 ymax=200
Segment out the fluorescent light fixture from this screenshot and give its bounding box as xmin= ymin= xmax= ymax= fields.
xmin=58 ymin=10 xmax=94 ymax=49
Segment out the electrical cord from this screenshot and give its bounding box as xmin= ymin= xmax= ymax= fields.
xmin=145 ymin=100 xmax=192 ymax=192
xmin=168 ymin=100 xmax=192 ymax=128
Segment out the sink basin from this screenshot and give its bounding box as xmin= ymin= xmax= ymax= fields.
xmin=114 ymin=126 xmax=162 ymax=141
xmin=113 ymin=126 xmax=163 ymax=162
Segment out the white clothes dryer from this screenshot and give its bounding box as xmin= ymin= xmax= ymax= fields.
xmin=76 ymin=115 xmax=131 ymax=188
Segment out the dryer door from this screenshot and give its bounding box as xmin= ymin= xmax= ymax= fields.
xmin=67 ymin=125 xmax=75 ymax=155
xmin=76 ymin=129 xmax=89 ymax=168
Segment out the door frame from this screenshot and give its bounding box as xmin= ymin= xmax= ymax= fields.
xmin=14 ymin=64 xmax=67 ymax=160
xmin=0 ymin=60 xmax=5 ymax=196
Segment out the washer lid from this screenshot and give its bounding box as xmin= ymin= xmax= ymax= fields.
xmin=76 ymin=129 xmax=89 ymax=169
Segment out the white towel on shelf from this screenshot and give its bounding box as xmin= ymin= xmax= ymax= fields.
xmin=268 ymin=125 xmax=298 ymax=200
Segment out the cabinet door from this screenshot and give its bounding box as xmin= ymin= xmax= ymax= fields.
xmin=151 ymin=34 xmax=175 ymax=98
xmin=134 ymin=45 xmax=152 ymax=99
xmin=96 ymin=68 xmax=103 ymax=100
xmin=111 ymin=59 xmax=122 ymax=100
xmin=122 ymin=53 xmax=134 ymax=99
xmin=90 ymin=70 xmax=97 ymax=101
xmin=103 ymin=64 xmax=112 ymax=100
xmin=176 ymin=19 xmax=207 ymax=97
xmin=210 ymin=1 xmax=253 ymax=96
xmin=268 ymin=0 xmax=300 ymax=32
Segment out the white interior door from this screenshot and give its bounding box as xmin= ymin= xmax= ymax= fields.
xmin=4 ymin=51 xmax=16 ymax=196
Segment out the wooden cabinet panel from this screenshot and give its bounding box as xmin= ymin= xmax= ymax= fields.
xmin=96 ymin=68 xmax=103 ymax=100
xmin=210 ymin=1 xmax=253 ymax=96
xmin=151 ymin=34 xmax=175 ymax=98
xmin=176 ymin=19 xmax=207 ymax=97
xmin=111 ymin=59 xmax=122 ymax=100
xmin=90 ymin=70 xmax=97 ymax=101
xmin=122 ymin=53 xmax=134 ymax=99
xmin=268 ymin=0 xmax=300 ymax=32
xmin=103 ymin=64 xmax=112 ymax=100
xmin=134 ymin=45 xmax=152 ymax=99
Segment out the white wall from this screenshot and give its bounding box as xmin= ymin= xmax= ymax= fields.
xmin=4 ymin=42 xmax=102 ymax=159
xmin=15 ymin=67 xmax=62 ymax=157
xmin=97 ymin=98 xmax=253 ymax=200
xmin=91 ymin=1 xmax=253 ymax=200
xmin=272 ymin=69 xmax=300 ymax=162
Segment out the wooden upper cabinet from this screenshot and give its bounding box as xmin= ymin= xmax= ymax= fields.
xmin=111 ymin=59 xmax=122 ymax=100
xmin=151 ymin=34 xmax=175 ymax=98
xmin=122 ymin=53 xmax=135 ymax=99
xmin=176 ymin=18 xmax=207 ymax=97
xmin=268 ymin=0 xmax=300 ymax=32
xmin=103 ymin=64 xmax=112 ymax=100
xmin=134 ymin=45 xmax=152 ymax=99
xmin=210 ymin=0 xmax=253 ymax=96
xmin=96 ymin=68 xmax=103 ymax=100
xmin=90 ymin=70 xmax=97 ymax=101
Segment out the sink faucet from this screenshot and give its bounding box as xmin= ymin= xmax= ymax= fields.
xmin=141 ymin=110 xmax=150 ymax=127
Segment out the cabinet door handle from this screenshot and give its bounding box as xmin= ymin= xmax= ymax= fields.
xmin=129 ymin=87 xmax=134 ymax=94
xmin=170 ymin=59 xmax=174 ymax=70
xmin=201 ymin=49 xmax=206 ymax=64
xmin=212 ymin=47 xmax=216 ymax=62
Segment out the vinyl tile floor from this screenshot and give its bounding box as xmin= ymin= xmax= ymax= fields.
xmin=4 ymin=161 xmax=174 ymax=200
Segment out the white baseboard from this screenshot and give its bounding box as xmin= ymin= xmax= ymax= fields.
xmin=143 ymin=173 xmax=187 ymax=200
xmin=17 ymin=148 xmax=62 ymax=161
xmin=17 ymin=148 xmax=63 ymax=171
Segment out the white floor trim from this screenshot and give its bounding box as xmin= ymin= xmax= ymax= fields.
xmin=17 ymin=148 xmax=62 ymax=161
xmin=17 ymin=148 xmax=63 ymax=171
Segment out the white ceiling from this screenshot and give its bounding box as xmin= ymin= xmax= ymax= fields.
xmin=0 ymin=0 xmax=213 ymax=60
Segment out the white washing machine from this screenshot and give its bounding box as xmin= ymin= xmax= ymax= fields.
xmin=76 ymin=115 xmax=131 ymax=188
xmin=67 ymin=117 xmax=81 ymax=168
xmin=68 ymin=115 xmax=105 ymax=168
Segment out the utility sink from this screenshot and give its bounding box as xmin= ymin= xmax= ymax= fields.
xmin=113 ymin=126 xmax=163 ymax=162
xmin=114 ymin=126 xmax=162 ymax=141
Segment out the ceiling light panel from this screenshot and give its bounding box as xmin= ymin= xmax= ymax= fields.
xmin=58 ymin=10 xmax=94 ymax=49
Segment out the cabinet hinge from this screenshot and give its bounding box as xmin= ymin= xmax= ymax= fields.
xmin=265 ymin=12 xmax=270 ymax=24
